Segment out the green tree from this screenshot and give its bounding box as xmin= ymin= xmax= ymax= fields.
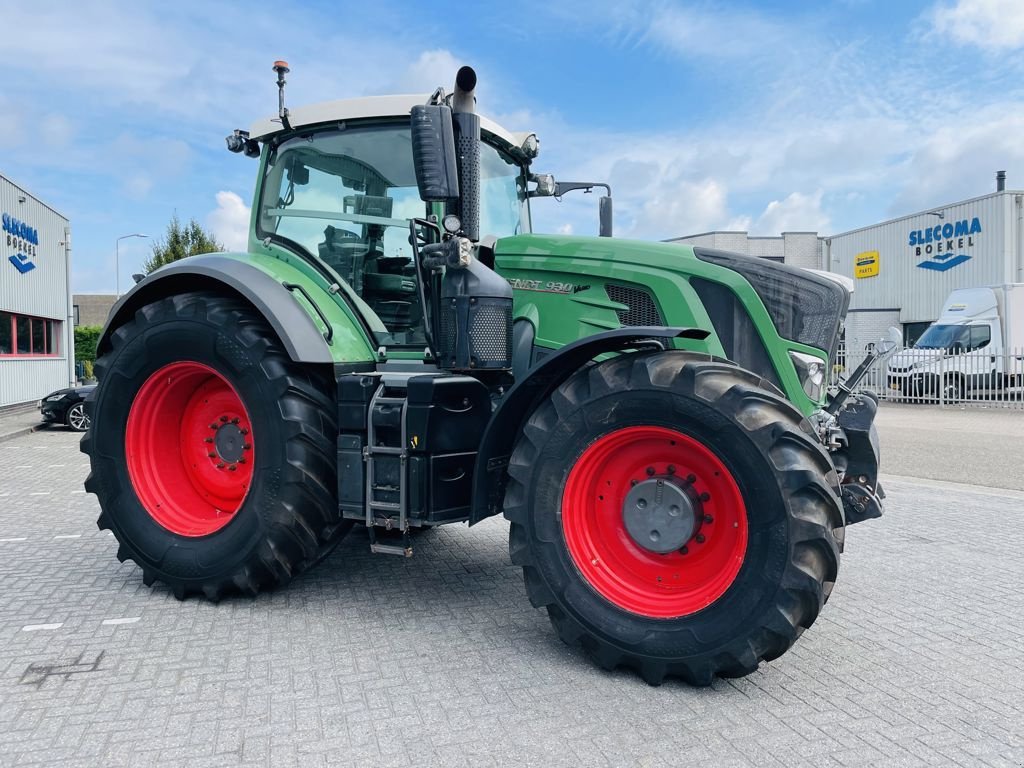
xmin=143 ymin=215 xmax=222 ymax=273
xmin=74 ymin=325 xmax=103 ymax=364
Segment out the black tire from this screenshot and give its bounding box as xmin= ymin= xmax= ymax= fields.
xmin=81 ymin=291 xmax=351 ymax=600
xmin=65 ymin=402 xmax=90 ymax=432
xmin=504 ymin=351 xmax=843 ymax=686
xmin=941 ymin=375 xmax=965 ymax=403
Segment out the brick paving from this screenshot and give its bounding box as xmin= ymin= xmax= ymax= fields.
xmin=0 ymin=429 xmax=1022 ymax=767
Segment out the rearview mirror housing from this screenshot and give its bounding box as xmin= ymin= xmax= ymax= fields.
xmin=411 ymin=104 xmax=460 ymax=202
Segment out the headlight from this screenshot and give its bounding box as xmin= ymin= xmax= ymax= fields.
xmin=46 ymin=393 xmax=67 ymax=402
xmin=790 ymin=351 xmax=826 ymax=401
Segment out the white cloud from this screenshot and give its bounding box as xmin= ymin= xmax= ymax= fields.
xmin=930 ymin=0 xmax=1024 ymax=49
xmin=753 ymin=190 xmax=831 ymax=235
xmin=387 ymin=49 xmax=464 ymax=94
xmin=207 ymin=191 xmax=251 ymax=252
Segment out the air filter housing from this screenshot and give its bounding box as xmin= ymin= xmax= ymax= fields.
xmin=438 ymin=259 xmax=513 ymax=371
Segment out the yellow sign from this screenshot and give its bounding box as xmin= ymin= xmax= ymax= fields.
xmin=855 ymin=250 xmax=880 ymax=278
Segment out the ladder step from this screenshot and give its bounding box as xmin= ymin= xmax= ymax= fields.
xmin=367 ymin=447 xmax=404 ymax=456
xmin=370 ymin=542 xmax=413 ymax=557
xmin=369 ymin=501 xmax=401 ymax=511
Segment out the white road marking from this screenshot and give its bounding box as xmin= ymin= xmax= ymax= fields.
xmin=47 ymin=464 xmax=65 ymax=468
xmin=14 ymin=465 xmax=31 ymax=469
xmin=29 ymin=492 xmax=50 ymax=496
xmin=54 ymin=534 xmax=81 ymax=540
xmin=101 ymin=617 xmax=141 ymax=626
xmin=0 ymin=537 xmax=28 ymax=542
xmin=22 ymin=623 xmax=63 ymax=632
xmin=71 ymin=490 xmax=86 ymax=494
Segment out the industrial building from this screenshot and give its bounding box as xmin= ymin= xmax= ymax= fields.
xmin=669 ymin=173 xmax=1024 ymax=352
xmin=1 ymin=172 xmax=75 ymax=408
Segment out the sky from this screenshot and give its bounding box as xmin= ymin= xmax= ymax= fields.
xmin=4 ymin=0 xmax=1024 ymax=292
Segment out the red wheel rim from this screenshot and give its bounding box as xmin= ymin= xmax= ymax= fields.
xmin=125 ymin=362 xmax=255 ymax=537
xmin=561 ymin=426 xmax=747 ymax=618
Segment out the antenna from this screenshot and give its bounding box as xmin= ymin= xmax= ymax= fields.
xmin=273 ymin=60 xmax=292 ymax=130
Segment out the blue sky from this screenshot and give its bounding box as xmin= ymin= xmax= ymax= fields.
xmin=4 ymin=0 xmax=1024 ymax=292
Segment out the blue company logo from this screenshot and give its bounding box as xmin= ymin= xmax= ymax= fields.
xmin=8 ymin=252 xmax=35 ymax=273
xmin=3 ymin=212 xmax=40 ymax=275
xmin=909 ymin=216 xmax=980 ymax=272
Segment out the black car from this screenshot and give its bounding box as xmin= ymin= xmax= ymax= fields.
xmin=39 ymin=384 xmax=96 ymax=432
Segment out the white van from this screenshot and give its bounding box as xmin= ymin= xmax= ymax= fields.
xmin=887 ymin=284 xmax=1024 ymax=400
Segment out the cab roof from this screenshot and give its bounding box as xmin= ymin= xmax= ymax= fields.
xmin=249 ymin=93 xmax=528 ymax=151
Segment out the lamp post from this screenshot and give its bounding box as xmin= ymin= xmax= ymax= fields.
xmin=116 ymin=233 xmax=148 ymax=296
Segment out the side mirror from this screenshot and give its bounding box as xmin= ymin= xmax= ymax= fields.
xmin=287 ymin=163 xmax=309 ymax=186
xmin=410 ymin=105 xmax=460 ymax=202
xmin=599 ymin=196 xmax=613 ymax=237
xmin=877 ymin=326 xmax=901 ymax=356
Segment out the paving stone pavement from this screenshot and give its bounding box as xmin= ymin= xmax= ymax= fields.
xmin=0 ymin=429 xmax=1022 ymax=767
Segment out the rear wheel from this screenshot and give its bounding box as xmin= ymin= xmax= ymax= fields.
xmin=504 ymin=351 xmax=843 ymax=685
xmin=82 ymin=291 xmax=351 ymax=600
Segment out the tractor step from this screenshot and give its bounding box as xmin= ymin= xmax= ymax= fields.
xmin=367 ymin=526 xmax=412 ymax=557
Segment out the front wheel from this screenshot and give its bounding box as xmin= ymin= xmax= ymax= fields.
xmin=504 ymin=351 xmax=843 ymax=685
xmin=82 ymin=291 xmax=351 ymax=600
xmin=65 ymin=402 xmax=89 ymax=432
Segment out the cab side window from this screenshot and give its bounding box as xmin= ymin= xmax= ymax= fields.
xmin=969 ymin=325 xmax=991 ymax=351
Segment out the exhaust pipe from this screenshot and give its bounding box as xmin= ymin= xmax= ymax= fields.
xmin=997 ymin=170 xmax=1006 ymax=192
xmin=450 ymin=66 xmax=480 ymax=241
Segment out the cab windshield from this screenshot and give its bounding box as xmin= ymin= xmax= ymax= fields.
xmin=914 ymin=323 xmax=991 ymax=351
xmin=257 ymin=122 xmax=529 ymax=347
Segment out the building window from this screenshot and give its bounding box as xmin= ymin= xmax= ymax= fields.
xmin=0 ymin=312 xmax=61 ymax=357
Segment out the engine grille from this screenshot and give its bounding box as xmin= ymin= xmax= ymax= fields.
xmin=604 ymin=284 xmax=663 ymax=327
xmin=439 ymin=304 xmax=458 ymax=364
xmin=470 ymin=302 xmax=512 ymax=364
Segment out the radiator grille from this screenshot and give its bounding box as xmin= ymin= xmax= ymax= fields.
xmin=605 ymin=284 xmax=663 ymax=327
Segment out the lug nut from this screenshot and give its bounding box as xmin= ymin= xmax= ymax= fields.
xmin=704 ymin=514 xmax=714 ymax=523
xmin=240 ymin=428 xmax=249 ymax=436
xmin=646 ymin=467 xmax=655 ymax=476
xmin=630 ymin=480 xmax=638 ymax=487
xmin=204 ymin=437 xmax=214 ymax=444
xmin=243 ymin=444 xmax=252 ymax=451
xmin=696 ymin=534 xmax=706 ymax=544
xmin=699 ymin=492 xmax=711 ymax=502
xmin=220 ymin=415 xmax=229 ymax=422
xmin=216 ymin=462 xmax=226 ymax=469
xmin=680 ymin=546 xmax=688 ymax=555
xmin=667 ymin=465 xmax=676 ymax=474
xmin=208 ymin=452 xmax=216 ymax=458
xmin=228 ymin=465 xmax=237 ymax=472
xmin=209 ymin=423 xmax=218 ymax=430
xmin=231 ymin=417 xmax=240 ymax=424
xmin=686 ymin=474 xmax=696 ymax=484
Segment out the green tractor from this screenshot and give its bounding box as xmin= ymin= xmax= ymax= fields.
xmin=83 ymin=64 xmax=891 ymax=685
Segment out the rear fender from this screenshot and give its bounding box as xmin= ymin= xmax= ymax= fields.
xmin=98 ymin=254 xmax=372 ymax=363
xmin=469 ymin=326 xmax=709 ymax=525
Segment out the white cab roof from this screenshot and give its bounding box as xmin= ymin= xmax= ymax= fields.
xmin=249 ymin=93 xmax=525 ymax=149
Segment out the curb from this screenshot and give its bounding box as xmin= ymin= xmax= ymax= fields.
xmin=0 ymin=423 xmax=46 ymax=445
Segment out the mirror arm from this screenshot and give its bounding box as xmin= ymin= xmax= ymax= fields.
xmin=553 ymin=181 xmax=611 ymax=198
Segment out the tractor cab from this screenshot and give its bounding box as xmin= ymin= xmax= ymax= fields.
xmin=246 ymin=94 xmax=534 ymax=351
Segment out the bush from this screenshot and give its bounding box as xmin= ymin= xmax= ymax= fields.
xmin=74 ymin=325 xmax=103 ymax=365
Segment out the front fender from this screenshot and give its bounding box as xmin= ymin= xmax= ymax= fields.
xmin=469 ymin=326 xmax=709 ymax=525
xmin=98 ymin=254 xmax=375 ymax=364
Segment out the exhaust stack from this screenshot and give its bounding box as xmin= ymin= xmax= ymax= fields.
xmin=450 ymin=66 xmax=480 ymax=242
xmin=997 ymin=170 xmax=1006 ymax=192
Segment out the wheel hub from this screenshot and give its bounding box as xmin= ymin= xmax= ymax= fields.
xmin=213 ymin=422 xmax=245 ymax=463
xmin=622 ymin=477 xmax=701 ymax=553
